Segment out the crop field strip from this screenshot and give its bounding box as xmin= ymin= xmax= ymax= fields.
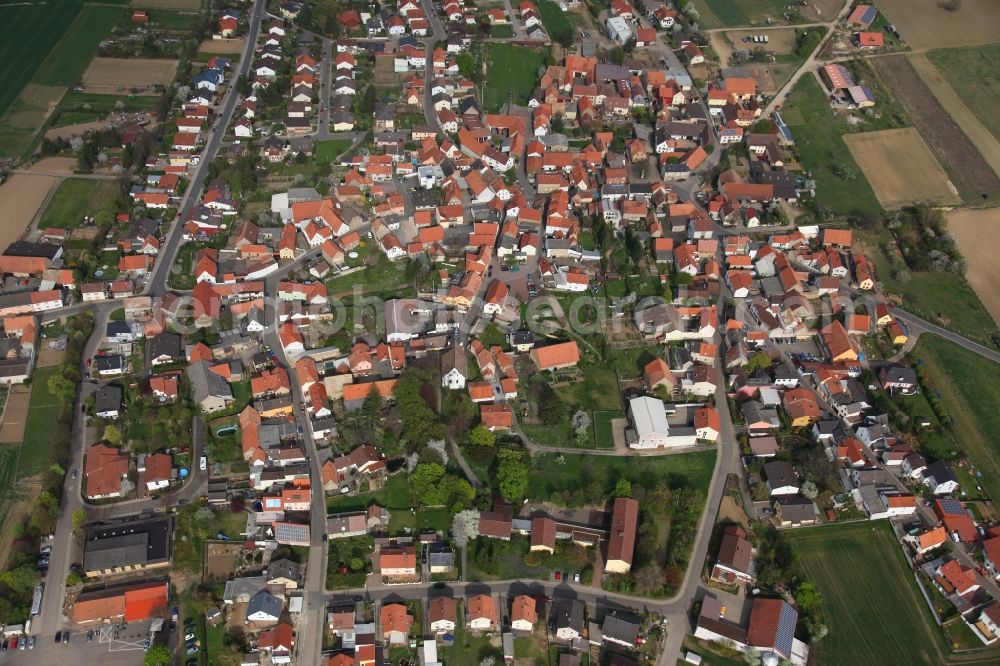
xmin=873 ymin=55 xmax=1000 ymax=202
xmin=0 ymin=2 xmax=84 ymax=115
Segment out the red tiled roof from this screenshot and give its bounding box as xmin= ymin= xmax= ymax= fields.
xmin=607 ymin=497 xmax=638 ymax=566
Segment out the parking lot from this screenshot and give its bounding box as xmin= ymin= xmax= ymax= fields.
xmin=0 ymin=620 xmax=159 ymax=664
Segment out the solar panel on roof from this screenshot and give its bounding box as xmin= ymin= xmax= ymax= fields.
xmin=776 ymin=603 xmax=796 ymax=658
xmin=938 ymin=498 xmax=965 ymax=515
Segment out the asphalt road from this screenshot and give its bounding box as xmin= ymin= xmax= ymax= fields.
xmin=420 ymin=0 xmax=446 ymax=133
xmin=261 ymin=255 xmax=329 ymax=666
xmin=32 ymin=0 xmax=267 ymax=642
xmin=146 ymin=0 xmax=266 ymax=297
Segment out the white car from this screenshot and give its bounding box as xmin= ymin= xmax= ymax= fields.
xmin=199 ymin=456 xmax=207 ymax=471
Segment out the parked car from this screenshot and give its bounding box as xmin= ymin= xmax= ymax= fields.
xmin=54 ymin=632 xmax=61 ymax=644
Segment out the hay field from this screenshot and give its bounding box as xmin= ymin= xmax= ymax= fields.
xmin=0 ymin=174 xmax=59 ymax=251
xmin=909 ymin=52 xmax=1000 ymax=179
xmin=947 ymin=208 xmax=1000 ymax=326
xmin=82 ymin=57 xmax=179 ymax=89
xmin=199 ymin=38 xmax=244 ymax=54
xmin=843 ymin=128 xmax=960 ymax=209
xmin=877 ymin=0 xmax=1000 ymax=49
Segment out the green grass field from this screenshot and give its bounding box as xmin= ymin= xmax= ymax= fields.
xmin=38 ymin=178 xmax=120 ymax=229
xmin=914 ymin=336 xmax=1000 ymax=503
xmin=315 ymin=138 xmax=354 ymax=162
xmin=145 ymin=9 xmax=200 ymax=31
xmin=785 ymin=522 xmax=953 ymax=666
xmin=927 ymin=45 xmax=1000 ymax=144
xmin=483 ymin=43 xmax=547 ymax=112
xmin=537 ymin=1 xmax=573 ymax=41
xmin=782 ymin=76 xmax=883 ymax=216
xmin=34 ymin=5 xmax=124 ymax=86
xmin=19 ymin=366 xmax=63 ymax=479
xmin=696 ymin=0 xmax=794 ymax=27
xmin=0 ymin=85 xmax=67 ymax=158
xmin=0 ymin=446 xmax=21 ymax=533
xmin=593 ymin=410 xmax=623 ymax=449
xmin=527 ymin=449 xmax=715 ymax=502
xmin=0 ymin=0 xmax=84 ymax=116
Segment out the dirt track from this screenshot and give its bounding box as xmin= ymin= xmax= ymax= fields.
xmin=0 ymin=174 xmax=58 ymax=251
xmin=947 ymin=208 xmax=1000 ymax=327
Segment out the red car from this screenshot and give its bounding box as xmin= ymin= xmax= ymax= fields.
xmin=553 ymin=572 xmax=561 ymax=581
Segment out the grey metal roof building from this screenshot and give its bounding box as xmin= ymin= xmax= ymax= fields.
xmin=83 ymin=516 xmax=173 ymax=576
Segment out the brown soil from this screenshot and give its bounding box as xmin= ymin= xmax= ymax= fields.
xmin=0 ymin=387 xmax=30 ymax=443
xmin=35 ymin=349 xmax=64 ymax=368
xmin=199 ymin=38 xmax=245 ymax=54
xmin=877 ymin=0 xmax=1000 ymax=50
xmin=25 ymin=157 xmax=79 ymax=175
xmin=82 ymin=57 xmax=179 ymax=89
xmin=718 ymin=495 xmax=750 ymax=530
xmin=874 ymin=55 xmax=1000 ymax=200
xmin=45 ymin=120 xmax=113 ymax=142
xmin=0 ymin=173 xmax=59 ymax=250
xmin=947 ymin=207 xmax=1000 ymax=327
xmin=843 ymin=128 xmax=961 ymax=208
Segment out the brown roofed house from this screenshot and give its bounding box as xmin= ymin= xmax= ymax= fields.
xmin=606 ymin=497 xmax=638 ymax=573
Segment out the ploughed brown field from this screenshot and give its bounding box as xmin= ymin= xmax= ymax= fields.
xmin=842 ymin=128 xmax=960 ymax=209
xmin=947 ymin=208 xmax=1000 ymax=327
xmin=81 ymin=57 xmax=179 ymax=89
xmin=0 ymin=173 xmax=58 ymax=250
xmin=198 ymin=38 xmax=244 ymax=54
xmin=876 ymin=0 xmax=1000 ymax=50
